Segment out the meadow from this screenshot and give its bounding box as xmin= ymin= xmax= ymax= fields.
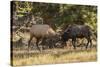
xmin=12 ymin=46 xmax=97 ymax=66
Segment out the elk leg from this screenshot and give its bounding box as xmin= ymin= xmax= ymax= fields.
xmin=48 ymin=39 xmax=54 ymax=49
xmin=80 ymin=38 xmax=85 ymax=49
xmin=28 ymin=35 xmax=34 ymax=51
xmin=86 ymin=37 xmax=90 ymax=49
xmin=42 ymin=37 xmax=47 ymax=49
xmin=36 ymin=38 xmax=41 ymax=51
xmin=72 ymin=38 xmax=76 ymax=49
xmin=89 ymin=38 xmax=92 ymax=48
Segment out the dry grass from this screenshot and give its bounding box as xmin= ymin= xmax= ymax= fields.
xmin=12 ymin=48 xmax=97 ymax=66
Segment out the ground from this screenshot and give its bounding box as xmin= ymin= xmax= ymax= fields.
xmin=11 ymin=46 xmax=97 ymax=66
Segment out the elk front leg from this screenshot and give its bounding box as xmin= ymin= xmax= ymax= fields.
xmin=72 ymin=38 xmax=76 ymax=49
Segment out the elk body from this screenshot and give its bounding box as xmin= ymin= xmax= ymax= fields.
xmin=28 ymin=24 xmax=56 ymax=51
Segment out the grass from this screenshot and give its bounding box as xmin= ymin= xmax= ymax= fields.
xmin=12 ymin=48 xmax=97 ymax=66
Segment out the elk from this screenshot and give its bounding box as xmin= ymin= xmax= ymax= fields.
xmin=61 ymin=24 xmax=93 ymax=49
xmin=28 ymin=24 xmax=58 ymax=51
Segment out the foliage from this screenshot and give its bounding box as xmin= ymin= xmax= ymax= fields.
xmin=11 ymin=1 xmax=97 ymax=32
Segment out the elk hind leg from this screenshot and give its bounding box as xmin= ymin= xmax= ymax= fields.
xmin=36 ymin=38 xmax=41 ymax=51
xmin=28 ymin=35 xmax=34 ymax=51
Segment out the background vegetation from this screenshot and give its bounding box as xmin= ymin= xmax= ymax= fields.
xmin=12 ymin=1 xmax=97 ymax=32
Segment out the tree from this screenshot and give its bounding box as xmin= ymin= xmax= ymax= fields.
xmin=11 ymin=1 xmax=97 ymax=32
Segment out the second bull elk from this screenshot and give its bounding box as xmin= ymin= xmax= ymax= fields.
xmin=28 ymin=24 xmax=58 ymax=51
xmin=61 ymin=24 xmax=93 ymax=49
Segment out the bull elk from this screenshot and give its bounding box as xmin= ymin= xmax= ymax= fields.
xmin=61 ymin=24 xmax=93 ymax=49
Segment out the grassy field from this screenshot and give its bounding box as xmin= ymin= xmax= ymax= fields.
xmin=11 ymin=47 xmax=97 ymax=66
